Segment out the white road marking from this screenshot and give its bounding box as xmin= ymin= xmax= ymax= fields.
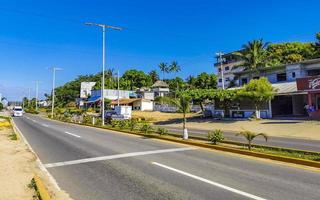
xmin=64 ymin=131 xmax=81 ymax=138
xmin=152 ymin=162 xmax=267 ymax=200
xmin=44 ymin=147 xmax=196 ymax=168
xmin=32 ymin=119 xmax=36 ymax=122
xmin=41 ymin=124 xmax=49 ymax=127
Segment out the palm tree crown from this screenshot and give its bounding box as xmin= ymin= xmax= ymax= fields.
xmin=234 ymin=39 xmax=269 ymax=71
xmin=158 ymin=62 xmax=169 ymax=80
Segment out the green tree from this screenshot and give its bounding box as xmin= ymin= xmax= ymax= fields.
xmin=194 ymin=72 xmax=217 ymax=89
xmin=267 ymin=42 xmax=316 ymax=64
xmin=186 ymin=75 xmax=197 ymax=89
xmin=169 ymin=93 xmax=191 ymax=139
xmin=169 ymin=61 xmax=181 ymax=76
xmin=239 ymin=78 xmax=275 ymax=119
xmin=234 ymin=39 xmax=268 ymax=73
xmin=167 ymin=77 xmax=186 ymax=97
xmin=148 ymin=70 xmax=159 ymax=83
xmin=158 ymin=62 xmax=169 ymax=80
xmin=315 ymin=32 xmax=320 ymax=58
xmin=121 ymin=69 xmax=152 ymax=90
xmin=236 ymin=130 xmax=268 ymax=150
xmin=214 ymin=89 xmax=238 ymax=118
xmin=0 ymin=102 xmax=3 ymax=111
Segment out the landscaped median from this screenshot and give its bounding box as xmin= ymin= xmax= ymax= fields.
xmin=47 ymin=116 xmax=320 ymax=169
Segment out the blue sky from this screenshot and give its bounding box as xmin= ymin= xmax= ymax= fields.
xmin=0 ymin=0 xmax=319 ymax=100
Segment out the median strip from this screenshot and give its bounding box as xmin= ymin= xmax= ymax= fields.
xmin=44 ymin=147 xmax=195 ymax=168
xmin=152 ymin=162 xmax=267 ymax=200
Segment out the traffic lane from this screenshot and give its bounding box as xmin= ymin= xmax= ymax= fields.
xmin=46 ymin=147 xmax=320 ymax=200
xmin=163 ymin=126 xmax=320 ymax=152
xmin=20 ymin=115 xmax=190 ymax=156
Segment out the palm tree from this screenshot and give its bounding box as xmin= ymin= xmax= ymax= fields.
xmin=169 ymin=61 xmax=181 ymax=97
xmin=170 ymin=94 xmax=191 ymax=139
xmin=234 ymin=39 xmax=269 ymax=75
xmin=236 ymin=130 xmax=268 ymax=150
xmin=158 ymin=62 xmax=168 ymax=80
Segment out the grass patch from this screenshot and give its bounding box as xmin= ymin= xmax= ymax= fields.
xmin=249 ymin=147 xmax=320 ymax=162
xmin=8 ymin=133 xmax=18 ymax=140
xmin=28 ymin=178 xmax=41 ymax=200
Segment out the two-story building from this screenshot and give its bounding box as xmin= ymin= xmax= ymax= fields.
xmin=215 ymin=52 xmax=320 ymax=119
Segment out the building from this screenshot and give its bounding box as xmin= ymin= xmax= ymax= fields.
xmin=151 ymin=80 xmax=170 ymax=97
xmin=110 ymin=98 xmax=154 ymax=111
xmin=214 ymin=51 xmax=320 ymax=118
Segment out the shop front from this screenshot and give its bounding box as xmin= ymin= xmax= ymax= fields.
xmin=296 ymin=76 xmax=320 ymax=119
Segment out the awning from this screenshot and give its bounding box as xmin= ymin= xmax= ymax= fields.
xmin=86 ymin=96 xmax=101 ymax=103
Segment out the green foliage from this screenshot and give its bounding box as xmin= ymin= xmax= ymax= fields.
xmin=236 ymin=130 xmax=268 ymax=150
xmin=8 ymin=133 xmax=17 ymax=140
xmin=24 ymin=108 xmax=39 ymax=114
xmin=140 ymin=122 xmax=153 ymax=134
xmin=234 ymin=39 xmax=268 ymax=71
xmin=121 ymin=69 xmax=152 ymax=90
xmin=110 ymin=119 xmax=119 ymax=128
xmin=118 ymin=120 xmax=129 ymax=130
xmin=158 ymin=62 xmax=169 ymax=80
xmin=156 ymin=127 xmax=168 ymax=135
xmin=238 ymin=78 xmax=275 ymax=118
xmin=207 ymin=129 xmax=224 ymax=144
xmin=0 ymin=102 xmax=3 ymax=111
xmin=266 ymin=42 xmax=316 ymax=65
xmin=167 ymin=77 xmax=186 ymax=94
xmin=149 ymin=70 xmax=159 ymax=83
xmin=128 ymin=119 xmax=139 ymax=131
xmin=194 ymin=72 xmax=217 ymax=89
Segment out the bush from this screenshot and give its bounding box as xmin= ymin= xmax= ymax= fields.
xmin=0 ymin=102 xmax=3 ymax=111
xmin=140 ymin=122 xmax=153 ymax=134
xmin=207 ymin=129 xmax=224 ymax=144
xmin=118 ymin=120 xmax=129 ymax=130
xmin=128 ymin=119 xmax=138 ymax=131
xmin=156 ymin=127 xmax=168 ymax=135
xmin=8 ymin=133 xmax=17 ymax=140
xmin=110 ymin=119 xmax=119 ymax=128
xmin=24 ymin=108 xmax=39 ymax=114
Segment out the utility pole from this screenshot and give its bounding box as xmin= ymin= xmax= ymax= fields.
xmin=85 ymin=22 xmax=122 ymax=126
xmin=117 ymin=70 xmax=120 ymax=107
xmin=216 ymin=52 xmax=225 ymax=89
xmin=51 ymin=67 xmax=62 ymax=118
xmin=34 ymin=81 xmax=40 ymax=111
xmin=28 ymin=88 xmax=31 ymax=107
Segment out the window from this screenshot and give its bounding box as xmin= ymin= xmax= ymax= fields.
xmin=218 ymin=78 xmax=222 ymax=83
xmin=292 ymin=72 xmax=296 ymax=78
xmin=308 ymin=69 xmax=320 ymax=76
xmin=253 ymin=76 xmax=260 ymax=80
xmin=218 ymin=68 xmax=221 ymax=73
xmin=277 ymin=73 xmax=287 ymax=82
xmin=241 ymin=78 xmax=248 ymax=85
xmin=225 ymin=66 xmax=230 ymax=71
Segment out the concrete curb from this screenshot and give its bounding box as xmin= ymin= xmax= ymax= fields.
xmin=45 ymin=116 xmax=320 ymax=169
xmin=34 ymin=174 xmax=52 ymax=200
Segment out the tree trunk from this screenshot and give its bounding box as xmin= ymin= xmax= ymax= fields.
xmin=199 ymin=102 xmax=205 ymax=117
xmin=183 ymin=112 xmax=188 ymax=139
xmin=248 ymin=140 xmax=252 ymax=150
xmin=255 ymin=105 xmax=260 ymax=119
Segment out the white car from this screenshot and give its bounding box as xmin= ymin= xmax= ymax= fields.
xmin=12 ymin=106 xmax=23 ymax=117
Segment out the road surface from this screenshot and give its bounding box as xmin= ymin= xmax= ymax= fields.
xmin=159 ymin=125 xmax=320 ymax=152
xmin=13 ymin=114 xmax=320 ymax=200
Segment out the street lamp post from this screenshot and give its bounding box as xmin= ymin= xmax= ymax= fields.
xmin=85 ymin=22 xmax=122 ymax=126
xmin=216 ymin=52 xmax=225 ymax=89
xmin=51 ymin=67 xmax=62 ymax=118
xmin=34 ymin=81 xmax=40 ymax=111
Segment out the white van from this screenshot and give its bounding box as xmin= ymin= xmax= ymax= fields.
xmin=12 ymin=106 xmax=23 ymax=117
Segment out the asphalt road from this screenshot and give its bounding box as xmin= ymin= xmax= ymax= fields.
xmin=158 ymin=125 xmax=320 ymax=152
xmin=13 ymin=114 xmax=320 ymax=200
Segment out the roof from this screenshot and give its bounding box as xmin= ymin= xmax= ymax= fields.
xmin=228 ymin=81 xmax=306 ymax=95
xmin=151 ymin=80 xmax=169 ymax=88
xmin=86 ymin=96 xmax=101 ymax=103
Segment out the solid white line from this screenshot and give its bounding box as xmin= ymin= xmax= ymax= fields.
xmin=41 ymin=124 xmax=49 ymax=127
xmin=64 ymin=131 xmax=81 ymax=138
xmin=44 ymin=147 xmax=196 ymax=168
xmin=32 ymin=119 xmax=36 ymax=122
xmin=152 ymin=162 xmax=267 ymax=200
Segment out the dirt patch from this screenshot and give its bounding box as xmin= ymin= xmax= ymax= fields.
xmin=133 ymin=111 xmax=320 ymax=140
xmin=0 ymin=124 xmax=71 ymax=200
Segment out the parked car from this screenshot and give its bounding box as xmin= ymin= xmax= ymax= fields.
xmin=12 ymin=106 xmax=23 ymax=117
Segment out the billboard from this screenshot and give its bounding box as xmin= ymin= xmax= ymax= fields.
xmin=296 ymin=76 xmax=320 ymax=91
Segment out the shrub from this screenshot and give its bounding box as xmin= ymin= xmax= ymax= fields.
xmin=156 ymin=127 xmax=168 ymax=135
xmin=118 ymin=120 xmax=129 ymax=130
xmin=236 ymin=130 xmax=268 ymax=150
xmin=8 ymin=133 xmax=17 ymax=140
xmin=128 ymin=119 xmax=138 ymax=131
xmin=110 ymin=119 xmax=119 ymax=128
xmin=140 ymin=122 xmax=153 ymax=134
xmin=207 ymin=129 xmax=224 ymax=144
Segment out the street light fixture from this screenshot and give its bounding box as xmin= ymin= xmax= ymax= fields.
xmin=51 ymin=67 xmax=62 ymax=118
xmin=85 ymin=22 xmax=122 ymax=126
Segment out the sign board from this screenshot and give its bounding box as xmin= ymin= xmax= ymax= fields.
xmin=296 ymin=76 xmax=320 ymax=91
xmin=80 ymin=82 xmax=96 ymax=98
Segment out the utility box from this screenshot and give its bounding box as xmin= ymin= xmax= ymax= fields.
xmin=113 ymin=106 xmax=132 ymax=120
